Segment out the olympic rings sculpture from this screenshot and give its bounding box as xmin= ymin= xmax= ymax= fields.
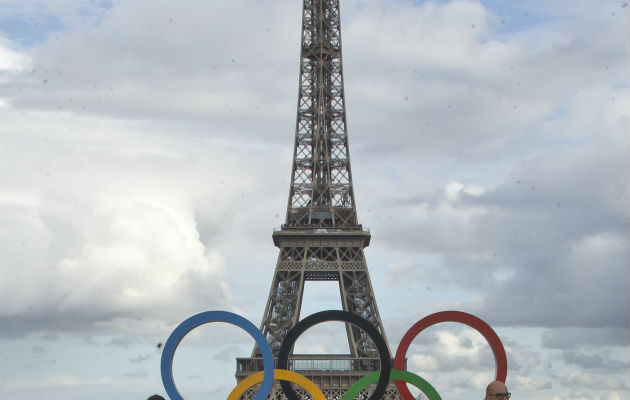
xmin=160 ymin=310 xmax=508 ymax=400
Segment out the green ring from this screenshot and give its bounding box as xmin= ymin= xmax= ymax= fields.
xmin=342 ymin=369 xmax=442 ymax=400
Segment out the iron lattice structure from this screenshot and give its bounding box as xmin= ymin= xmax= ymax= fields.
xmin=236 ymin=1 xmax=403 ymax=399
xmin=236 ymin=388 xmax=405 ymax=400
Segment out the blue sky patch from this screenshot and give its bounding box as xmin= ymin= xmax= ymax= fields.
xmin=0 ymin=12 xmax=64 ymax=47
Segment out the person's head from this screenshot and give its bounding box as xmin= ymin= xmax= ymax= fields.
xmin=147 ymin=395 xmax=165 ymax=400
xmin=485 ymin=380 xmax=510 ymax=400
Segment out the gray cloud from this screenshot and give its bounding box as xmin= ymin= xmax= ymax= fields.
xmin=343 ymin=0 xmax=628 ymax=158
xmin=129 ymin=354 xmax=152 ymax=364
xmin=122 ymin=368 xmax=149 ymax=378
xmin=512 ymin=376 xmax=552 ymax=390
xmin=404 ymin=325 xmax=505 ymax=375
xmin=561 ymin=371 xmax=629 ymax=391
xmin=562 ymin=350 xmax=630 ymax=371
xmin=371 ymin=114 xmax=629 ymax=329
xmin=212 ymin=344 xmax=245 ymax=364
xmin=542 ymin=327 xmax=630 ymax=349
xmin=1 ymin=0 xmax=299 ymax=141
xmin=507 ymin=345 xmax=541 ymax=373
xmin=31 ymin=345 xmax=46 ymax=354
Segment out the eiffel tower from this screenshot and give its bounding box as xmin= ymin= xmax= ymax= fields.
xmin=235 ymin=1 xmax=403 ymax=399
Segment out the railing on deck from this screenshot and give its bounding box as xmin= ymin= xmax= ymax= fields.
xmin=236 ymin=355 xmax=401 ymax=377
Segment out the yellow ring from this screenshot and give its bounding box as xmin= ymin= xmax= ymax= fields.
xmin=227 ymin=369 xmax=326 ymax=400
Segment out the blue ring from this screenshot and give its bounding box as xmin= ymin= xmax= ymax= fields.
xmin=160 ymin=311 xmax=274 ymax=400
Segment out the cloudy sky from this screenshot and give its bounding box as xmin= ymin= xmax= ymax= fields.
xmin=0 ymin=0 xmax=628 ymax=399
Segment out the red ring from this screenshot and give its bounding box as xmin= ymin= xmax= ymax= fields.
xmin=394 ymin=311 xmax=508 ymax=400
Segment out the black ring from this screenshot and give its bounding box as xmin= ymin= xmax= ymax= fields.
xmin=277 ymin=310 xmax=391 ymax=400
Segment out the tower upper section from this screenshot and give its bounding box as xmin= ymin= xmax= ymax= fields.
xmin=285 ymin=0 xmax=358 ymax=229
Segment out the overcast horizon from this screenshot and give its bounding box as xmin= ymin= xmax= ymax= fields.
xmin=0 ymin=1 xmax=628 ymax=399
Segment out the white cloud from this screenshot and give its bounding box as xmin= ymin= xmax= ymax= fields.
xmin=55 ymin=189 xmax=228 ymax=311
xmin=562 ymin=372 xmax=629 ymax=391
xmin=512 ymin=375 xmax=552 ymax=390
xmin=0 ymin=36 xmax=30 ymax=71
xmin=5 ymin=373 xmax=114 ymax=389
xmin=505 ymin=343 xmax=540 ymax=372
xmin=552 ymin=390 xmax=629 ymax=400
xmin=1 ymin=0 xmax=300 ymax=134
xmin=409 ymin=353 xmax=440 ymax=373
xmin=343 ymin=0 xmax=627 ymax=160
xmin=606 ymin=392 xmax=623 ymax=400
xmin=450 ymin=371 xmax=493 ymax=390
xmin=405 ymin=326 xmax=498 ymax=378
xmin=552 ymin=391 xmax=593 ymax=400
xmin=567 ymin=233 xmax=626 ymax=266
xmin=0 ymin=179 xmax=233 ymax=336
xmin=0 ymin=106 xmax=246 ymax=337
